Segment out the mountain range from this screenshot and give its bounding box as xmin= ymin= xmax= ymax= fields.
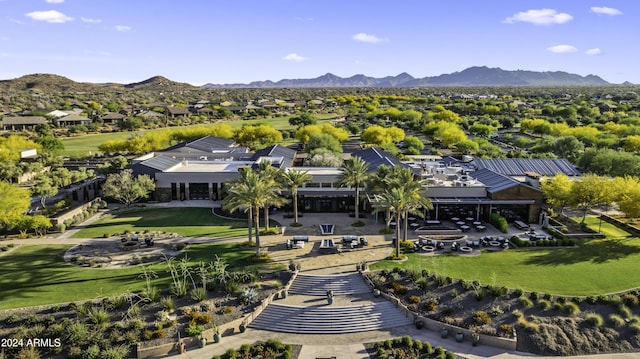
xmin=0 ymin=67 xmax=621 ymax=93
xmin=203 ymin=66 xmax=612 ymax=88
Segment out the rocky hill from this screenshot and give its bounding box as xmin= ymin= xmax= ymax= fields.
xmin=203 ymin=66 xmax=612 ymax=88
xmin=0 ymin=74 xmax=198 ymax=93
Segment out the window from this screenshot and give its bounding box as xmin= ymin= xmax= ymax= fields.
xmin=306 ymin=183 xmax=320 ymax=188
xmin=321 ymin=183 xmax=332 ymax=188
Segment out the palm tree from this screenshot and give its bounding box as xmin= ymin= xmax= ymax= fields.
xmin=388 ymin=167 xmax=433 ymax=240
xmin=222 ymin=169 xmax=283 ymax=257
xmin=367 ymin=165 xmax=394 ymax=229
xmin=337 ymin=156 xmax=369 ymax=221
xmin=372 ymin=187 xmax=405 ymax=258
xmin=257 ymin=161 xmax=281 ymax=230
xmin=279 ymin=168 xmax=312 ymax=224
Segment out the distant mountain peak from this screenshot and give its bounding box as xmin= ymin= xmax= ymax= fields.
xmin=201 ymin=67 xmax=611 ymax=88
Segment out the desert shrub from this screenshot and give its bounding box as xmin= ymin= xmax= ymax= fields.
xmin=528 ymin=292 xmax=538 ymax=301
xmin=473 ymin=310 xmax=491 ymax=325
xmin=99 ymin=345 xmax=129 ymax=359
xmin=519 ymin=296 xmax=533 ymax=308
xmin=584 ymin=313 xmax=604 ymax=327
xmin=609 ymin=314 xmax=626 ymax=327
xmin=424 ymin=297 xmax=439 ymax=312
xmin=407 ymin=269 xmax=422 ymax=282
xmin=88 ymin=307 xmax=109 ymax=325
xmin=629 ymin=322 xmax=640 ymax=334
xmin=15 ymin=347 xmax=41 ymax=359
xmin=490 ymin=305 xmax=504 ymax=316
xmin=224 ymin=280 xmax=239 ymax=294
xmin=408 ymin=295 xmax=421 ymax=304
xmin=129 ymin=319 xmax=144 ymax=330
xmin=384 ymin=339 xmax=393 ymax=349
xmin=84 ymin=344 xmax=100 ymax=359
xmin=432 ymin=346 xmax=445 ymax=357
xmin=416 ymin=278 xmax=429 ymax=291
xmin=224 ymin=306 xmax=234 ymax=314
xmin=65 ymin=321 xmax=88 ymax=344
xmin=537 ymin=299 xmax=551 ymax=310
xmin=517 ymin=317 xmax=540 ymax=332
xmin=512 ymin=288 xmax=524 ymax=297
xmin=160 ymin=296 xmax=175 ymax=312
xmin=619 ymin=305 xmax=633 ymax=319
xmin=487 ymin=285 xmax=508 ymax=298
xmin=622 ymin=293 xmax=639 ymax=307
xmin=389 ymin=281 xmax=408 ymax=295
xmin=185 ymin=323 xmax=204 ymax=337
xmin=459 ymin=279 xmax=473 ymax=291
xmin=563 ymin=302 xmax=581 ymax=315
xmin=4 ymin=314 xmax=20 ymax=324
xmin=142 ymin=330 xmax=153 ymax=341
xmin=500 ymin=323 xmax=514 ymax=336
xmin=154 ymin=328 xmax=167 ymax=339
xmin=511 ymin=309 xmax=523 ymax=318
xmin=240 ymin=287 xmax=259 ymax=305
xmin=190 ymin=287 xmax=207 ymax=302
xmin=197 ymin=313 xmax=212 ymax=324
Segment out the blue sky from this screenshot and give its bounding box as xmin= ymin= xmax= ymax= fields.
xmin=0 ymin=0 xmax=636 ymax=85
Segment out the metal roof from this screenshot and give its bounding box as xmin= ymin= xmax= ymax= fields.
xmin=162 ymin=136 xmax=235 ymax=153
xmin=472 ymin=168 xmax=522 ymax=193
xmin=352 ymin=147 xmax=407 ymax=172
xmin=139 ymin=156 xmax=182 ymax=171
xmin=471 ymin=158 xmax=581 ymax=177
xmin=250 ymin=145 xmax=296 ymax=168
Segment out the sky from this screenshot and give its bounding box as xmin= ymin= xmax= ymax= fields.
xmin=0 ymin=0 xmax=637 ymax=85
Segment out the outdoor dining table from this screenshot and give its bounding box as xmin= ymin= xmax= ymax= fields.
xmin=473 ymin=221 xmax=482 ymax=226
xmin=450 ymin=217 xmax=460 ymax=222
xmin=408 ymin=217 xmax=416 ymax=222
xmin=466 ymin=217 xmax=474 ymax=222
xmin=456 ymin=221 xmax=466 ymax=226
xmin=410 ymin=223 xmax=420 ymax=228
xmin=476 ymin=225 xmax=486 ymax=231
xmin=460 ymin=225 xmax=470 ymax=231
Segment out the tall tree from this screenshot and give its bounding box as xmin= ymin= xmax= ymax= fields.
xmin=222 ymin=169 xmax=283 ymax=257
xmin=541 ymin=174 xmax=574 ymax=216
xmin=0 ymin=182 xmax=30 ymax=230
xmin=569 ymin=174 xmax=608 ymax=223
xmin=256 ymin=161 xmax=286 ymax=231
xmin=372 ymin=187 xmax=404 ymax=257
xmin=387 ymin=166 xmax=432 ymax=240
xmin=337 ymin=156 xmax=370 ymax=221
xmin=102 ymin=169 xmax=155 ymax=207
xmin=32 ymin=176 xmax=58 ymax=208
xmin=279 ymin=169 xmax=312 ymax=224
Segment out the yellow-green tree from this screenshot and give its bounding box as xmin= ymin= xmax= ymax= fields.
xmin=0 ymin=182 xmax=31 ymax=229
xmin=361 ymin=125 xmax=405 ymax=145
xmin=541 ymin=174 xmax=574 ymax=215
xmin=613 ymin=176 xmax=640 ymax=218
xmin=425 ymin=121 xmax=467 ymax=148
xmin=233 ymin=124 xmax=283 ymax=150
xmin=569 ymin=174 xmax=610 ymax=223
xmin=624 ymin=135 xmax=640 ymax=153
xmin=295 ymin=123 xmax=349 ymax=143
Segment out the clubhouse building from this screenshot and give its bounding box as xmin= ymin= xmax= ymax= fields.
xmin=132 ymin=136 xmax=581 ymax=224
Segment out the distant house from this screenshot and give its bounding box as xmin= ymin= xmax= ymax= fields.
xmin=1 ymin=116 xmax=48 ymax=130
xmin=166 ymin=106 xmax=191 ymax=118
xmin=100 ymin=112 xmax=126 ymax=124
xmin=54 ymin=114 xmax=92 ymax=127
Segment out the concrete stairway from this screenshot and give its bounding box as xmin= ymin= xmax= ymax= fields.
xmin=288 ymin=273 xmax=372 ymax=296
xmin=248 ymin=273 xmax=412 ymax=334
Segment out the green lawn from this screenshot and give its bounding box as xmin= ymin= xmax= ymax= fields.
xmin=0 ymin=242 xmax=255 ymax=309
xmin=578 ymin=216 xmax=632 ymax=238
xmin=371 ymin=238 xmax=640 ymax=296
xmin=60 ymin=114 xmax=338 ymax=157
xmin=73 ymin=207 xmax=252 ymax=238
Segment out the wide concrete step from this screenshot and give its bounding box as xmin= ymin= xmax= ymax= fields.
xmin=248 ymin=302 xmax=412 ymax=334
xmin=288 ymin=273 xmax=372 ymax=296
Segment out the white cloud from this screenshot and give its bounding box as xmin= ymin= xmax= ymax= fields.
xmin=585 ymin=48 xmax=602 ymax=55
xmin=352 ymin=32 xmax=385 ymax=43
xmin=504 ymin=9 xmax=573 ymax=25
xmin=115 ymin=25 xmax=131 ymax=32
xmin=591 ymin=6 xmax=623 ymax=16
xmin=45 ymin=0 xmax=64 ymax=3
xmin=81 ymin=17 xmax=102 ymax=24
xmin=26 ymin=10 xmax=74 ymax=23
xmin=282 ymin=53 xmax=307 ymax=62
xmin=547 ymin=45 xmax=578 ymax=53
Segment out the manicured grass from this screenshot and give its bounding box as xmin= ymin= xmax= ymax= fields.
xmin=0 ymin=242 xmax=256 ymax=310
xmin=72 ymin=207 xmax=250 ymax=238
xmin=60 ymin=114 xmax=338 ymax=157
xmin=578 ymin=216 xmax=632 ymax=238
xmin=370 ymin=238 xmax=640 ymax=296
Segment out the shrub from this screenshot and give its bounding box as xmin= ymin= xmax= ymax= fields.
xmin=609 ymin=314 xmax=626 ymax=328
xmin=240 ymin=287 xmax=259 ymax=305
xmin=175 ymin=243 xmax=187 ymax=251
xmin=161 ymin=297 xmax=175 ymax=312
xmin=473 ymin=310 xmax=491 ymax=325
xmin=424 ymin=297 xmax=439 ymax=312
xmin=500 ymin=324 xmax=514 ymax=336
xmin=408 ymin=295 xmax=421 ymax=304
xmin=487 ymin=285 xmax=508 ymax=298
xmin=416 ymin=278 xmax=429 ymax=291
xmin=537 ymin=299 xmax=551 ymax=310
xmin=4 ymin=314 xmax=20 ymax=324
xmin=389 ymin=282 xmax=408 ymax=295
xmin=584 ymin=313 xmax=604 ymax=327
xmin=490 ymin=213 xmax=508 ymax=233
xmin=190 ymin=287 xmax=207 ymax=302
xmin=519 ymin=296 xmax=533 ymax=308
xmin=563 ymin=302 xmax=581 ymax=315
xmin=185 ymin=323 xmax=204 ymax=337
xmin=226 ymin=348 xmax=238 ymax=359
xmin=622 ymin=293 xmax=639 ymax=307
xmin=88 ymin=308 xmax=109 ymax=325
